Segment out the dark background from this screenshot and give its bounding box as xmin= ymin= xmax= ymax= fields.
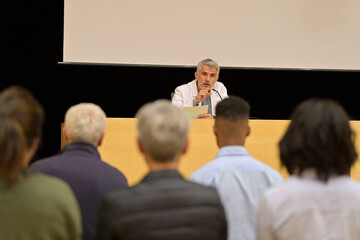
xmin=3 ymin=1 xmax=360 ymax=161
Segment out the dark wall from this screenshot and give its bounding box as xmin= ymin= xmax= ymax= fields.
xmin=3 ymin=1 xmax=360 ymax=161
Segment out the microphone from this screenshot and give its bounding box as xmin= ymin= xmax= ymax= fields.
xmin=211 ymin=89 xmax=223 ymax=100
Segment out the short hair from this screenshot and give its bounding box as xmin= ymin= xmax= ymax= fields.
xmin=0 ymin=85 xmax=44 ymax=186
xmin=64 ymin=103 xmax=106 ymax=145
xmin=197 ymin=58 xmax=220 ymax=76
xmin=0 ymin=85 xmax=44 ymax=147
xmin=136 ymin=99 xmax=189 ymax=162
xmin=279 ymin=98 xmax=357 ymax=182
xmin=215 ymin=96 xmax=250 ymax=121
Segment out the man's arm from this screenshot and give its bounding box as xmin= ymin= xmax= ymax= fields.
xmin=194 ymin=89 xmax=212 ymax=105
xmin=171 ymin=87 xmax=185 ymax=108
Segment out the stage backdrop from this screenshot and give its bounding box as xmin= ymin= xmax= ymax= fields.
xmin=63 ymin=0 xmax=360 ymax=70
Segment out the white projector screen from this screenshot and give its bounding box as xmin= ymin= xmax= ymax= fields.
xmin=63 ymin=0 xmax=360 ymax=70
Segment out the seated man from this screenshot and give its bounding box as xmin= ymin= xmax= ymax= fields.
xmin=172 ymin=58 xmax=228 ymax=119
xmin=30 ymin=103 xmax=128 ymax=240
xmin=95 ymin=100 xmax=227 ymax=240
xmin=190 ymin=96 xmax=283 ymax=240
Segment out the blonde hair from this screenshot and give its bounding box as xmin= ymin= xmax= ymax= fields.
xmin=136 ymin=100 xmax=189 ymax=162
xmin=65 ymin=103 xmax=106 ymax=145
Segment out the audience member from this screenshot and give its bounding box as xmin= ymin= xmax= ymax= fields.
xmin=0 ymin=85 xmax=81 ymax=239
xmin=172 ymin=58 xmax=228 ymax=119
xmin=256 ymin=98 xmax=360 ymax=240
xmin=30 ymin=103 xmax=128 ymax=240
xmin=95 ymin=99 xmax=227 ymax=240
xmin=190 ymin=96 xmax=283 ymax=240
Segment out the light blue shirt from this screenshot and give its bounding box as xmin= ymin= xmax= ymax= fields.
xmin=189 ymin=146 xmax=283 ymax=240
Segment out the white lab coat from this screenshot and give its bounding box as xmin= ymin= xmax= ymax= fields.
xmin=171 ymin=79 xmax=228 ymax=115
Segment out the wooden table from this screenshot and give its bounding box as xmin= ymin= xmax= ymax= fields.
xmin=62 ymin=118 xmax=360 ymax=186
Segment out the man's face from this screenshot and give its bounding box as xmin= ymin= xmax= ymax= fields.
xmin=195 ymin=65 xmax=219 ymax=90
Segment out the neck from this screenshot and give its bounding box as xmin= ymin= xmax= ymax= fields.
xmin=218 ymin=138 xmax=245 ymax=148
xmin=149 ymin=163 xmax=177 ymax=171
xmin=145 ymin=155 xmax=179 ymax=171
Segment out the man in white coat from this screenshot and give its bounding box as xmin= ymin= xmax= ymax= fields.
xmin=171 ymin=58 xmax=228 ymax=119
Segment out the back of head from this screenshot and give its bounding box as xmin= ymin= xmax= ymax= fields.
xmin=197 ymin=58 xmax=220 ymax=75
xmin=214 ymin=96 xmax=250 ymax=145
xmin=0 ymin=85 xmax=44 ymax=186
xmin=0 ymin=85 xmax=44 ymax=148
xmin=64 ymin=103 xmax=106 ymax=146
xmin=136 ymin=99 xmax=189 ymax=162
xmin=279 ymin=98 xmax=357 ymax=182
xmin=216 ymin=96 xmax=250 ymax=121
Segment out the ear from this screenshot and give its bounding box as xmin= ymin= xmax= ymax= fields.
xmin=213 ymin=124 xmax=219 ymax=137
xmin=194 ymin=71 xmax=198 ymax=79
xmin=246 ymin=125 xmax=251 ymax=137
xmin=97 ymin=132 xmax=105 ymax=147
xmin=181 ymin=138 xmax=189 ymax=155
xmin=62 ymin=126 xmax=70 ymax=143
xmin=137 ymin=137 xmax=145 ymax=154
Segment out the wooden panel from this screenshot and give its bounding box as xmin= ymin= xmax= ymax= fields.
xmin=61 ymin=118 xmax=360 ymax=186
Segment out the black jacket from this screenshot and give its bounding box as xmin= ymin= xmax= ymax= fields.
xmin=95 ymin=169 xmax=227 ymax=240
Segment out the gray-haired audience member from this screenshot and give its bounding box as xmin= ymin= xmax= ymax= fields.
xmin=30 ymin=103 xmax=128 ymax=240
xmin=172 ymin=58 xmax=228 ymax=119
xmin=0 ymin=85 xmax=81 ymax=240
xmin=256 ymin=98 xmax=360 ymax=240
xmin=190 ymin=96 xmax=283 ymax=240
xmin=95 ymin=100 xmax=227 ymax=240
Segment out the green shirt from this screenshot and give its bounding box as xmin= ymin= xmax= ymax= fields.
xmin=0 ymin=172 xmax=82 ymax=240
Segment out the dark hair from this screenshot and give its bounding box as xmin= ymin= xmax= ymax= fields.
xmin=0 ymin=86 xmax=44 ymax=147
xmin=0 ymin=117 xmax=27 ymax=186
xmin=0 ymin=86 xmax=44 ymax=186
xmin=215 ymin=95 xmax=250 ymax=121
xmin=279 ymin=98 xmax=357 ymax=182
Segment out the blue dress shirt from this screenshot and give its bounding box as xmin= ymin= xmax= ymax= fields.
xmin=189 ymin=146 xmax=283 ymax=240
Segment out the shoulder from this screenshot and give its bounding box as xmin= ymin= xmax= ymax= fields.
xmin=248 ymin=157 xmax=283 ymax=181
xmin=29 ymin=156 xmax=58 ymax=169
xmin=25 ymin=173 xmax=79 ymax=207
xmin=104 ymin=177 xmax=221 ymax=206
xmin=97 ymin=161 xmax=129 ymax=185
xmin=215 ymin=81 xmax=226 ymax=87
xmin=175 ymin=80 xmax=196 ymax=91
xmin=190 ymin=160 xmax=220 ymax=180
xmin=27 ymin=173 xmax=74 ymax=195
xmin=214 ymin=81 xmax=226 ymax=89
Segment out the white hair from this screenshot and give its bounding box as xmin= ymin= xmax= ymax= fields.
xmin=136 ymin=99 xmax=189 ymax=162
xmin=64 ymin=103 xmax=106 ymax=145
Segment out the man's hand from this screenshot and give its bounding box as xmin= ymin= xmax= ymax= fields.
xmin=194 ymin=89 xmax=212 ymax=105
xmin=198 ymin=113 xmax=214 ymax=119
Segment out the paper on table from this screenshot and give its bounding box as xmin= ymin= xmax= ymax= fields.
xmin=182 ymin=105 xmax=208 ymax=119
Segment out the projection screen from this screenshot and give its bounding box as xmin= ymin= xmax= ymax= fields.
xmin=63 ymin=0 xmax=360 ymax=70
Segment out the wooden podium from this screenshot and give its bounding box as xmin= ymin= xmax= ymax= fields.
xmin=61 ymin=118 xmax=360 ymax=186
